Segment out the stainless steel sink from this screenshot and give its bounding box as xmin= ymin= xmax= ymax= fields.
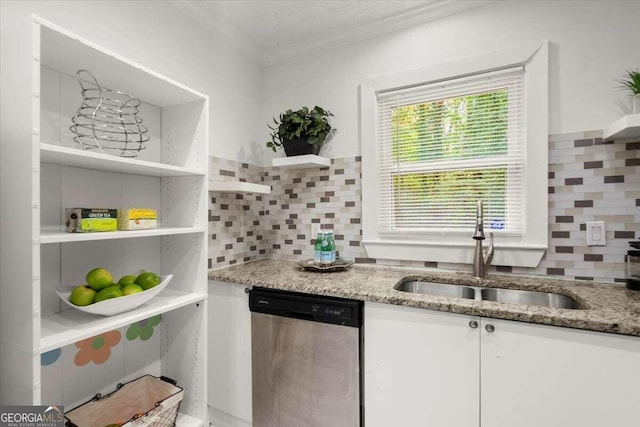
xmin=480 ymin=288 xmax=581 ymax=309
xmin=395 ymin=277 xmax=583 ymax=309
xmin=395 ymin=280 xmax=475 ymax=299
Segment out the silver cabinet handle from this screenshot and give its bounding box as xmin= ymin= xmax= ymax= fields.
xmin=485 ymin=324 xmax=495 ymax=333
xmin=469 ymin=320 xmax=478 ymax=329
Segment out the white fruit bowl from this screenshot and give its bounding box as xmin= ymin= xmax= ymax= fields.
xmin=56 ymin=274 xmax=173 ymax=316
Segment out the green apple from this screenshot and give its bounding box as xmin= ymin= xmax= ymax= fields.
xmin=69 ymin=285 xmax=96 ymax=306
xmin=94 ymin=285 xmax=123 ymax=303
xmin=135 ymin=272 xmax=161 ymax=290
xmin=121 ymin=283 xmax=144 ymax=296
xmin=86 ymin=267 xmax=114 ymax=291
xmin=117 ymin=274 xmax=137 ymax=287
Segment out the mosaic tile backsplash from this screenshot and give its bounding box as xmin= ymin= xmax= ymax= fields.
xmin=208 ymin=156 xmax=363 ymax=269
xmin=209 ymin=129 xmax=638 ymax=283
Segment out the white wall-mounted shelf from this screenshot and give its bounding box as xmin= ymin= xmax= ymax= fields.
xmin=603 ymin=113 xmax=640 ymax=141
xmin=209 ymin=181 xmax=271 ymax=194
xmin=40 ymin=226 xmax=206 ymax=244
xmin=41 ymin=144 xmax=205 ymax=177
xmin=40 ymin=290 xmax=206 ymax=353
xmin=39 ymin=17 xmax=204 ymax=107
xmin=272 ymin=154 xmax=331 ymax=169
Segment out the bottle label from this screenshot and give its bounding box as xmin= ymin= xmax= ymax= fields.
xmin=321 ymin=251 xmax=332 ymax=263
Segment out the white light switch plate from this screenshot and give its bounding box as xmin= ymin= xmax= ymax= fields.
xmin=586 ymin=221 xmax=606 ymax=246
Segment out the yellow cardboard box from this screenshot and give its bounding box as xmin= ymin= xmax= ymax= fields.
xmin=118 ymin=208 xmax=158 ymax=230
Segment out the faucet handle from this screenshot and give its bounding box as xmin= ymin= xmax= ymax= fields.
xmin=484 ymin=232 xmax=495 ymax=267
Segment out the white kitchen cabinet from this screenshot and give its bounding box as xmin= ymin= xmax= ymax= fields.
xmin=364 ymin=302 xmax=480 ymax=427
xmin=208 ymin=280 xmax=252 ymax=427
xmin=481 ymin=318 xmax=640 ymax=427
xmin=365 ymin=303 xmax=640 ymax=427
xmin=0 ymin=15 xmax=208 ymax=425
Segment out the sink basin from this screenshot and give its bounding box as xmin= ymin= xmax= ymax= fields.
xmin=395 ymin=280 xmax=475 ymax=299
xmin=395 ymin=277 xmax=583 ymax=309
xmin=481 ymin=288 xmax=581 ymax=309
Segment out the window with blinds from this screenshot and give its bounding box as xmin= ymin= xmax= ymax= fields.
xmin=376 ymin=68 xmax=524 ymax=235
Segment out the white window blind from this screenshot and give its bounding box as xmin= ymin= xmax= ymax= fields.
xmin=376 ymin=68 xmax=525 ymax=236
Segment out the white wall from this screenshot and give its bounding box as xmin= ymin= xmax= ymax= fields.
xmin=262 ymin=0 xmax=640 ymax=164
xmin=0 ymin=0 xmax=264 ymax=165
xmin=3 ymin=0 xmax=638 ymax=167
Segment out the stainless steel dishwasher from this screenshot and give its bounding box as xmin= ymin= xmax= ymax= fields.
xmin=249 ymin=287 xmax=363 ymax=427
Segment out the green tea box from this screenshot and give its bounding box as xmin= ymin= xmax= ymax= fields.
xmin=65 ymin=208 xmax=118 ymax=232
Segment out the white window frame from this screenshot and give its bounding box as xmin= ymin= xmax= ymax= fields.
xmin=360 ymin=41 xmax=548 ymax=268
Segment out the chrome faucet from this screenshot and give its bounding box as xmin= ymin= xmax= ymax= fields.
xmin=472 ymin=200 xmax=494 ymax=279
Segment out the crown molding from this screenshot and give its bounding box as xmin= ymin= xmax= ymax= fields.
xmin=170 ymin=0 xmax=499 ymax=67
xmin=263 ymin=1 xmax=498 ymax=67
xmin=168 ymin=0 xmax=264 ymax=65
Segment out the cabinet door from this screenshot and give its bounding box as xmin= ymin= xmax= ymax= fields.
xmin=365 ymin=302 xmax=479 ymax=427
xmin=481 ymin=318 xmax=640 ymax=427
xmin=208 ymin=281 xmax=252 ymax=426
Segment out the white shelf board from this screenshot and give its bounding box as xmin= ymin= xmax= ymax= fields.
xmin=272 ymin=154 xmax=331 ymax=169
xmin=208 ymin=181 xmax=271 ymax=194
xmin=176 ymin=413 xmax=205 ymax=427
xmin=39 ymin=290 xmax=206 ymax=353
xmin=603 ymin=113 xmax=640 ymax=141
xmin=40 ymin=226 xmax=205 ymax=244
xmin=37 ymin=16 xmax=205 ymax=107
xmin=41 ymin=144 xmax=205 ymax=177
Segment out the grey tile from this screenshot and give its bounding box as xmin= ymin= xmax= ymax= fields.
xmin=574 ymin=139 xmax=593 ymax=147
xmin=574 ymin=200 xmax=593 ymax=208
xmin=556 ymin=216 xmax=574 ymax=223
xmin=556 ymin=246 xmax=574 ymax=253
xmin=604 ymin=175 xmax=624 ymax=183
xmin=565 ymin=178 xmax=583 ymax=185
xmin=584 ymin=160 xmax=603 ymax=169
xmin=614 ymin=231 xmax=635 ymax=239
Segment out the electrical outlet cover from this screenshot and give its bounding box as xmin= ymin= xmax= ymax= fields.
xmin=586 ymin=221 xmax=606 ymax=246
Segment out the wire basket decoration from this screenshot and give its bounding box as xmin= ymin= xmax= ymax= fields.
xmin=70 ymin=69 xmax=149 ymax=158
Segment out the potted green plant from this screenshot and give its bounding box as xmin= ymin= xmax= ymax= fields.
xmin=266 ymin=106 xmax=335 ymax=156
xmin=617 ymin=69 xmax=640 ymax=114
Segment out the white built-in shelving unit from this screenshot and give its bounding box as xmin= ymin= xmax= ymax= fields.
xmin=603 ymin=113 xmax=640 ymax=141
xmin=272 ymin=154 xmax=331 ymax=169
xmin=0 ymin=15 xmax=208 ymax=425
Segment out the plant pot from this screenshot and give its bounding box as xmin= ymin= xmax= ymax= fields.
xmin=282 ymin=137 xmax=321 ymax=157
xmin=633 ymin=94 xmax=640 ymax=114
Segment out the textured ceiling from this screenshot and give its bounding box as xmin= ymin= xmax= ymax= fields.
xmin=170 ymin=0 xmax=495 ymax=65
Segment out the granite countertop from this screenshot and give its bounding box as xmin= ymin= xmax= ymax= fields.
xmin=208 ymin=259 xmax=640 ymax=337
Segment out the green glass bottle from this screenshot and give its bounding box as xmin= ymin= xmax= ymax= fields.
xmin=314 ymin=231 xmax=323 ymax=264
